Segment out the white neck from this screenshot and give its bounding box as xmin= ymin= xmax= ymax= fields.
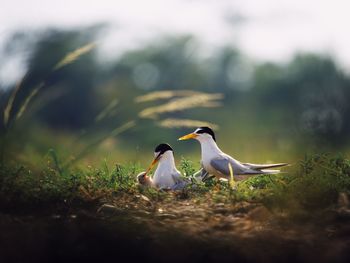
xmin=156 ymin=151 xmax=176 ymax=171
xmin=197 ymin=136 xmax=223 ymax=160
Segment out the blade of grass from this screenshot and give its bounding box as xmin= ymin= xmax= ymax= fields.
xmin=158 ymin=118 xmax=219 ymax=130
xmin=15 ymin=82 xmax=45 ymax=121
xmin=138 ymin=93 xmax=223 ymax=119
xmin=102 ymin=158 xmax=110 ymax=177
xmin=3 ymin=74 xmax=27 ymax=127
xmin=94 ymin=98 xmax=119 ymax=122
xmin=53 ymin=42 xmax=96 ymax=71
xmin=135 ymin=90 xmax=204 ymax=103
xmin=48 ymin=148 xmax=63 ymax=176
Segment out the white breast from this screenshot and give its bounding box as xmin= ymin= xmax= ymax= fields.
xmin=153 ymin=167 xmax=176 ymax=188
xmin=152 ymin=151 xmax=177 ymax=189
xmin=198 ymin=135 xmax=225 ymax=177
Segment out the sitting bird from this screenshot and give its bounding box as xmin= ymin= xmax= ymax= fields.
xmin=137 ymin=143 xmax=188 ymax=190
xmin=178 ymin=127 xmax=288 ymax=182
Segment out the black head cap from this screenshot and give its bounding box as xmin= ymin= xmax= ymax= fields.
xmin=195 ymin=127 xmax=216 ymax=141
xmin=154 ymin=143 xmax=173 ymax=154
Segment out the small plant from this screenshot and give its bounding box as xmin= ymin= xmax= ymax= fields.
xmin=111 ymin=163 xmax=142 ymax=191
xmin=180 ymin=157 xmax=197 ymax=178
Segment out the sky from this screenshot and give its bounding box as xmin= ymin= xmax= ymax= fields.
xmin=1 ymin=0 xmax=350 ymax=87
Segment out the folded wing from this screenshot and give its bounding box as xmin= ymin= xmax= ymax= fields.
xmin=171 ymin=170 xmax=190 ymax=190
xmin=241 ymin=162 xmax=289 ymax=170
xmin=211 ymin=157 xmax=288 ymax=176
xmin=211 ymin=157 xmax=261 ymax=176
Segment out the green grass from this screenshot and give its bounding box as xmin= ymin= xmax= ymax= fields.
xmin=1 ymin=153 xmax=349 ymax=215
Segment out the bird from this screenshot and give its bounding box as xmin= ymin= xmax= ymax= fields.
xmin=137 ymin=143 xmax=188 ymax=190
xmin=178 ymin=127 xmax=288 ymax=182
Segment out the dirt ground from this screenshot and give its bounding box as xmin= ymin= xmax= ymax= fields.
xmin=1 ymin=195 xmax=350 ymax=263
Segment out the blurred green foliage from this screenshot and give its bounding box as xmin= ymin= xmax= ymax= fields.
xmin=0 ymin=25 xmax=350 ymax=170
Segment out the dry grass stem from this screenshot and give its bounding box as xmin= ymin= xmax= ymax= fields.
xmin=158 ymin=118 xmax=219 ymax=130
xmin=135 ymin=90 xmax=206 ymax=103
xmin=54 ymin=43 xmax=96 ymax=70
xmin=3 ymin=74 xmax=27 ymax=126
xmin=15 ymin=82 xmax=45 ymax=121
xmin=138 ymin=93 xmax=223 ymax=119
xmin=95 ymin=99 xmax=119 ymax=122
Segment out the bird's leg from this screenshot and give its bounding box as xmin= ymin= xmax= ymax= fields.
xmin=228 ymin=163 xmax=237 ymax=190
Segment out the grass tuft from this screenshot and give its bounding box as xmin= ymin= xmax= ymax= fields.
xmin=0 ymin=152 xmax=349 ymax=217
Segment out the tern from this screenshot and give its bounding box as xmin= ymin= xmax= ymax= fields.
xmin=137 ymin=143 xmax=188 ymax=190
xmin=178 ymin=127 xmax=288 ymax=181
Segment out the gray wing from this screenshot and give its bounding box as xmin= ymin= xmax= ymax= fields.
xmin=171 ymin=170 xmax=190 ymax=190
xmin=210 ymin=156 xmax=262 ymax=176
xmin=242 ymin=162 xmax=288 ymax=170
xmin=193 ymin=166 xmax=213 ymax=182
xmin=171 ymin=170 xmax=183 ymax=183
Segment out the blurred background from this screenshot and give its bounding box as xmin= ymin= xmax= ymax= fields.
xmin=1 ymin=0 xmax=350 ymax=169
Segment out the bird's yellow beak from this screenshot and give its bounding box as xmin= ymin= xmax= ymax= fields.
xmin=144 ymin=155 xmax=160 ymax=176
xmin=178 ymin=133 xmax=198 ymax=141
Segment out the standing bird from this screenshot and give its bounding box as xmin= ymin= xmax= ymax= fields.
xmin=178 ymin=127 xmax=288 ymax=181
xmin=137 ymin=143 xmax=188 ymax=190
